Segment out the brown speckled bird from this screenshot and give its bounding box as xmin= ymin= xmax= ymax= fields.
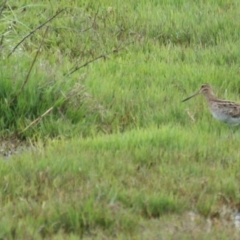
xmin=182 ymin=84 xmax=240 ymax=126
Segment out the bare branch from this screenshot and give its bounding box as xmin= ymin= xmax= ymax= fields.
xmin=7 ymin=9 xmax=65 ymax=58
xmin=20 ymin=107 xmax=54 ymax=134
xmin=65 ymin=54 xmax=105 ymax=77
xmin=10 ymin=27 xmax=49 ymax=105
xmin=0 ymin=34 xmax=4 ymax=46
xmin=0 ymin=0 xmax=7 ymax=16
xmin=65 ymin=41 xmax=134 ymax=77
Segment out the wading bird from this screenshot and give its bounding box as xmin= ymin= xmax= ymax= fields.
xmin=182 ymin=84 xmax=240 ymax=126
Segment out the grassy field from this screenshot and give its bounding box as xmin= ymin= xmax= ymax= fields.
xmin=1 ymin=0 xmax=240 ymax=239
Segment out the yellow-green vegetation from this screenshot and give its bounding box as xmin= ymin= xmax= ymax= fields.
xmin=1 ymin=0 xmax=240 ymax=239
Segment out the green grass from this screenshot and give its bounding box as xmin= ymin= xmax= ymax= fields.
xmin=1 ymin=126 xmax=240 ymax=238
xmin=1 ymin=0 xmax=240 ymax=238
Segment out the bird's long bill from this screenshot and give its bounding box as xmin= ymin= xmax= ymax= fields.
xmin=182 ymin=91 xmax=199 ymax=102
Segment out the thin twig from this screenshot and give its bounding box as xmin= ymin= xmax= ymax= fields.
xmin=10 ymin=27 xmax=49 ymax=105
xmin=91 ymin=7 xmax=99 ymax=29
xmin=80 ymin=26 xmax=92 ymax=33
xmin=7 ymin=9 xmax=65 ymax=58
xmin=185 ymin=109 xmax=195 ymax=122
xmin=0 ymin=0 xmax=7 ymax=16
xmin=0 ymin=34 xmax=4 ymax=46
xmin=65 ymin=41 xmax=134 ymax=77
xmin=65 ymin=54 xmax=105 ymax=76
xmin=20 ymin=107 xmax=54 ymax=134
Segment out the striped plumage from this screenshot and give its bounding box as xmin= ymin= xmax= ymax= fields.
xmin=182 ymin=84 xmax=240 ymax=126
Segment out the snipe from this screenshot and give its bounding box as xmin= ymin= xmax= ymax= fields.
xmin=182 ymin=84 xmax=240 ymax=126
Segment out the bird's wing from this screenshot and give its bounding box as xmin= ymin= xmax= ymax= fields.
xmin=216 ymin=100 xmax=240 ymax=118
